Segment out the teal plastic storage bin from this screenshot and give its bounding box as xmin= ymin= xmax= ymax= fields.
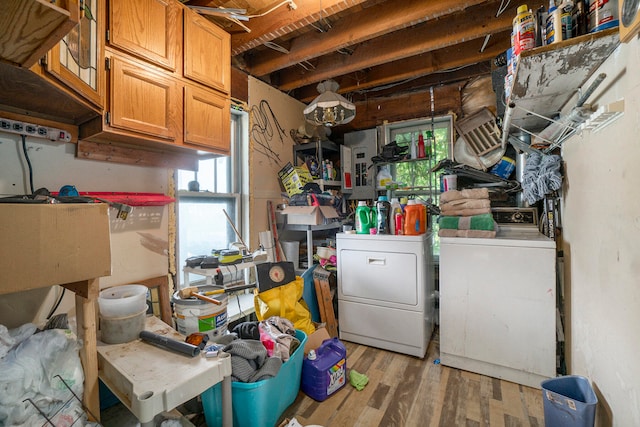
xmin=202 ymin=330 xmax=307 ymax=427
xmin=541 ymin=375 xmax=598 ymax=427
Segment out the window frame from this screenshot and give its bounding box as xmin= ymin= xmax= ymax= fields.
xmin=175 ymin=109 xmax=248 ymax=287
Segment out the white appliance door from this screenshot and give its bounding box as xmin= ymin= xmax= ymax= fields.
xmin=339 ymin=247 xmax=419 ymax=308
xmin=440 ymin=235 xmax=556 ymax=383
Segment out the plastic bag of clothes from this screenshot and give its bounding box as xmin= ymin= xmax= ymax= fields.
xmin=254 ymin=277 xmax=315 ymax=336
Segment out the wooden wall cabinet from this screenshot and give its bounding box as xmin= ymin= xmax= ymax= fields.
xmin=109 ymin=54 xmax=180 ymax=141
xmin=184 ymin=84 xmax=230 ymax=153
xmin=107 ymin=0 xmax=181 ymax=72
xmin=80 ymin=0 xmax=231 ymax=156
xmin=46 ymin=0 xmax=105 ymax=108
xmin=183 ymin=10 xmax=230 ymax=94
xmin=0 ymin=0 xmax=102 ymax=127
xmin=0 ymin=0 xmax=80 ymax=68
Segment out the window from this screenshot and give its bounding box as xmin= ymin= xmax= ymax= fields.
xmin=176 ymin=110 xmax=248 ymax=287
xmin=381 ymin=115 xmax=454 ymax=257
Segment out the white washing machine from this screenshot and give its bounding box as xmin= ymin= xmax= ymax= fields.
xmin=439 ymin=226 xmax=556 ymax=388
xmin=336 ymin=232 xmax=435 ymax=358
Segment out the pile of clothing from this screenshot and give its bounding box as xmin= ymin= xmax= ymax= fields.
xmin=222 ymin=316 xmax=301 ymax=383
xmin=438 ymin=188 xmax=497 ymax=238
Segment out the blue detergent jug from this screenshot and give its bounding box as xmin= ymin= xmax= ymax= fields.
xmin=301 ymin=337 xmax=347 ymax=401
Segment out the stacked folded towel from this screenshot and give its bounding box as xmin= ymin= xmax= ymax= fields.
xmin=438 ymin=188 xmax=497 ymax=238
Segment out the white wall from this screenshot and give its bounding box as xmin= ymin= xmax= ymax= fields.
xmin=0 ymin=135 xmax=171 ymax=327
xmin=561 ymin=37 xmax=640 ymax=426
xmin=247 ymin=76 xmax=306 ymax=250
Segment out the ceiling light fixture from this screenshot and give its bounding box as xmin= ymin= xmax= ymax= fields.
xmin=303 ymin=80 xmax=356 ymax=127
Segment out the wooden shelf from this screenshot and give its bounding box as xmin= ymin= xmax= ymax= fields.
xmin=0 ymin=0 xmax=79 ymax=68
xmin=502 ymin=28 xmax=620 ymax=145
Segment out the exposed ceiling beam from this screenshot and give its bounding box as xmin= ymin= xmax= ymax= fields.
xmin=295 ymin=30 xmax=511 ymax=102
xmin=243 ymin=0 xmax=491 ymax=77
xmin=344 ymin=83 xmax=464 ymax=131
xmin=229 ymin=0 xmax=369 ymax=55
xmin=273 ymin=2 xmax=516 ymax=92
xmin=348 ymin=62 xmax=492 ymax=102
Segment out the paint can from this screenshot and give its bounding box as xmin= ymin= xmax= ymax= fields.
xmin=173 ymin=285 xmax=228 ymax=340
xmin=588 ymin=0 xmax=619 ymax=32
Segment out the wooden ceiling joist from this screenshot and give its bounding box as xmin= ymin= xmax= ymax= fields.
xmin=243 ymin=0 xmax=491 ymax=77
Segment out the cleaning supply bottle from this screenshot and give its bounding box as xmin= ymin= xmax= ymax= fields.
xmin=513 ymin=5 xmax=536 ymax=56
xmin=417 ymin=133 xmax=426 ymax=159
xmin=546 ymin=1 xmax=563 ymax=44
xmin=410 ymin=133 xmax=417 ymax=159
xmin=403 ymin=199 xmax=426 ymax=235
xmin=375 ymin=195 xmax=391 ymax=235
xmin=301 ymin=338 xmax=347 ymax=401
xmin=559 ymin=1 xmax=573 ymax=40
xmin=355 ymin=201 xmax=372 ymax=234
xmin=399 ymin=196 xmax=408 ymax=212
xmin=389 ymin=198 xmax=403 ymax=235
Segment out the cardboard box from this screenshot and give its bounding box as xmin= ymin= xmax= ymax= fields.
xmin=282 ymin=205 xmax=340 ymax=226
xmin=278 ymin=163 xmax=312 ymax=197
xmin=303 ymin=326 xmax=331 ymax=357
xmin=0 ymin=203 xmax=112 ymax=292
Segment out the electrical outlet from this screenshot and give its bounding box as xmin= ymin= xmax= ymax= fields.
xmin=0 ymin=116 xmax=71 ymax=142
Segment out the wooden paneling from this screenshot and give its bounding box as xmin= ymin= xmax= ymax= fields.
xmin=77 ymin=139 xmax=199 ymax=170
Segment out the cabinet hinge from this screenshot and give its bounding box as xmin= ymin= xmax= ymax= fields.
xmin=40 ymin=55 xmax=47 ymax=67
xmin=105 ymin=112 xmax=111 ymax=125
xmin=105 ymin=57 xmax=110 ymax=71
xmin=105 ymin=29 xmax=110 ymax=43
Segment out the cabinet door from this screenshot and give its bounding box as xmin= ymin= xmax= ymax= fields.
xmin=108 ymin=0 xmax=180 ymax=71
xmin=47 ymin=0 xmax=104 ymax=108
xmin=184 ymin=84 xmax=230 ymax=153
xmin=109 ymin=55 xmax=179 ymax=141
xmin=183 ymin=9 xmax=230 ymax=94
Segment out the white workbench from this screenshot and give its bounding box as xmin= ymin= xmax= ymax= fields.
xmin=97 ymin=316 xmax=232 ymax=427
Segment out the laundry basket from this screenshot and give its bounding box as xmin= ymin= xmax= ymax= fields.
xmin=541 ymin=375 xmax=597 ymax=427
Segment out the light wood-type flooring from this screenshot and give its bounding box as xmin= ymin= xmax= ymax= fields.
xmin=280 ymin=329 xmax=546 ymax=427
xmin=101 ymin=327 xmax=547 ymax=426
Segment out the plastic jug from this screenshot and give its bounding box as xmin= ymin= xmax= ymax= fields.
xmin=355 ymin=201 xmax=372 ymax=234
xmin=376 ymin=195 xmax=391 ymax=234
xmin=301 ymin=338 xmax=347 ymax=401
xmin=403 ymin=200 xmax=426 ymax=235
xmin=389 ymin=198 xmax=403 ymax=235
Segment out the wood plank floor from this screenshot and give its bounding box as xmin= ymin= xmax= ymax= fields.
xmin=281 ymin=328 xmax=546 ymax=427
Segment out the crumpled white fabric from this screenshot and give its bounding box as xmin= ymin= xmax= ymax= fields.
xmin=0 ymin=326 xmax=85 ymax=427
xmin=0 ymin=323 xmax=38 ymax=360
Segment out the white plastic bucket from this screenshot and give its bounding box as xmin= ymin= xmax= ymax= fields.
xmin=173 ymin=285 xmax=228 ymax=340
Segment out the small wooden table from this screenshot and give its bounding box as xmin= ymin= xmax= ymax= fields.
xmin=97 ymin=316 xmax=232 ymax=426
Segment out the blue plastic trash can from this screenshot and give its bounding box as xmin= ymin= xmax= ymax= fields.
xmin=541 ymin=375 xmax=597 ymax=427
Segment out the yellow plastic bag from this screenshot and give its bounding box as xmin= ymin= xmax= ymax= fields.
xmin=254 ymin=276 xmax=315 ymax=335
